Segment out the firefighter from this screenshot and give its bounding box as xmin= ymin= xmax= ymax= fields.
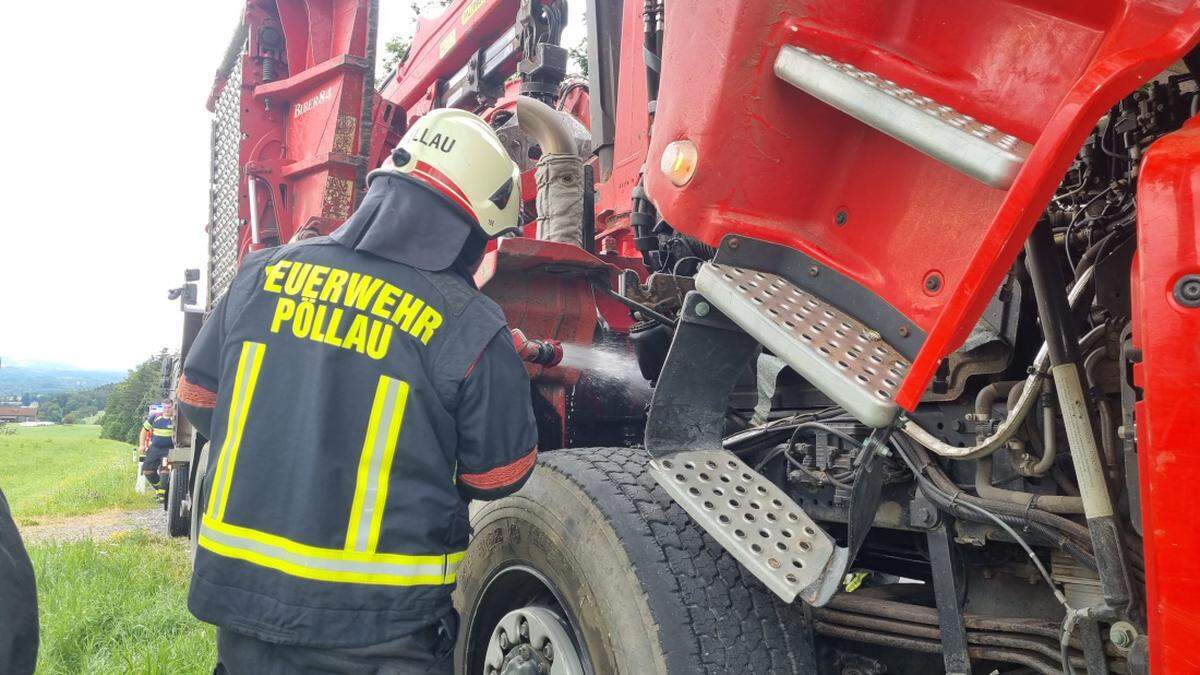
xmin=141 ymin=405 xmax=173 ymax=496
xmin=177 ymin=108 xmax=536 ymax=674
xmin=0 ymin=487 xmax=38 ymax=675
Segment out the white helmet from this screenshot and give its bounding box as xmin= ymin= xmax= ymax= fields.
xmin=368 ymin=108 xmax=522 ymax=238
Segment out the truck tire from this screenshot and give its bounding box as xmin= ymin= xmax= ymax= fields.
xmin=166 ymin=464 xmax=190 ymax=538
xmin=188 ymin=441 xmax=211 ymax=560
xmin=454 ymin=447 xmax=818 ymax=674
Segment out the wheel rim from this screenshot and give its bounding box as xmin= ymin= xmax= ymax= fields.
xmin=484 ymin=606 xmax=583 ymax=675
xmin=466 ymin=564 xmax=592 ymax=675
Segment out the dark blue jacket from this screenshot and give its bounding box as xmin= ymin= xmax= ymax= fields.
xmin=178 ymin=182 xmax=537 ymax=648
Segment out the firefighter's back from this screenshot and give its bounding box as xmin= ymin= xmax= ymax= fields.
xmin=189 ymin=236 xmax=507 ymax=646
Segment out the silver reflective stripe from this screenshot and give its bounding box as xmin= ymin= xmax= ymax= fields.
xmin=207 ymin=342 xmax=264 ymax=519
xmin=346 ymin=376 xmax=409 ymax=553
xmin=198 ymin=518 xmax=461 ymax=586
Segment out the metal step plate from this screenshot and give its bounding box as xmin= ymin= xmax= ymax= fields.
xmin=695 ymin=263 xmax=908 ymax=428
xmin=649 ymin=450 xmax=847 ymax=606
xmin=774 ymin=45 xmax=1031 ymax=189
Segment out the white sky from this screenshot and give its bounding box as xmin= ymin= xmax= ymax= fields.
xmin=0 ymin=1 xmax=584 ymax=371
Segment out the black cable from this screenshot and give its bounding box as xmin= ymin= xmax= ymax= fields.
xmin=792 ymin=421 xmax=863 ymax=448
xmin=592 ymin=281 xmax=678 ymax=329
xmin=895 ymin=440 xmax=1081 ymax=675
xmin=895 ymin=436 xmax=1094 ymax=553
xmin=724 ymin=408 xmax=843 ymax=454
xmin=1063 ymin=185 xmax=1116 ymax=270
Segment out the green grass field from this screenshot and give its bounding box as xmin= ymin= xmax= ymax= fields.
xmin=0 ymin=424 xmax=147 ymax=526
xmin=1 ymin=425 xmax=216 ymax=674
xmin=29 ymin=532 xmax=216 ymax=674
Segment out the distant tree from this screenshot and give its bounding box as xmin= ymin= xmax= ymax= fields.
xmin=567 ymin=36 xmax=588 ymax=77
xmin=38 ymin=401 xmax=63 ymax=424
xmin=381 ymin=34 xmax=412 ymax=76
xmin=32 ymin=384 xmax=111 ymax=426
xmin=101 ymin=354 xmax=166 ymax=444
xmin=380 ymin=0 xmax=454 ymax=78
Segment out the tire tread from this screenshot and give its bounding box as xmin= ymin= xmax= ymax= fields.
xmin=540 ymin=448 xmax=816 ymax=674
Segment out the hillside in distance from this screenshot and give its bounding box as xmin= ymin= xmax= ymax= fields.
xmin=0 ymin=361 xmax=124 ymax=397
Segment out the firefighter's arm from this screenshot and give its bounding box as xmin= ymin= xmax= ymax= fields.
xmin=177 ymin=297 xmax=228 ymax=439
xmin=454 ymin=328 xmax=539 ymax=502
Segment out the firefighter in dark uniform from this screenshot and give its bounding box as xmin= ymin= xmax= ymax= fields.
xmin=141 ymin=406 xmax=174 ymax=495
xmin=0 ymin=486 xmax=38 ymax=675
xmin=177 ymin=108 xmax=536 ymax=674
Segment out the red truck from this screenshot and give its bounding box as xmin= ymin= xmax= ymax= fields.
xmin=178 ymin=1 xmax=1200 ymax=672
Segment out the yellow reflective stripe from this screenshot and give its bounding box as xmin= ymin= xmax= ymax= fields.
xmin=207 ymin=342 xmax=266 ymax=521
xmin=216 ymin=342 xmax=266 ymax=521
xmin=152 ymin=428 xmax=174 ymax=437
xmin=199 ymin=515 xmax=464 ymax=586
xmin=345 ymin=376 xmax=410 ymax=553
xmin=366 ymin=381 xmax=408 ymax=551
xmin=205 ymin=344 xmax=250 ymax=519
xmin=205 ymin=516 xmax=455 ymax=565
xmin=346 ymin=377 xmax=389 ymax=551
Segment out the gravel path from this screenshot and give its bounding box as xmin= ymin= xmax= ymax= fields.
xmin=19 ymin=507 xmax=168 ymax=545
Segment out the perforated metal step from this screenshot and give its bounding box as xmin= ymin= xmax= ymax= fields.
xmin=695 ymin=263 xmax=908 ymax=428
xmin=648 ymin=450 xmax=847 ymax=605
xmin=774 ymin=45 xmax=1031 ymax=189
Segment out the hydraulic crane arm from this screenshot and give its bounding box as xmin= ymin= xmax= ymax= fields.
xmin=380 ymin=0 xmax=568 ymax=127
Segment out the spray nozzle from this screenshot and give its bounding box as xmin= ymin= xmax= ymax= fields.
xmin=511 ymin=329 xmax=564 ymax=367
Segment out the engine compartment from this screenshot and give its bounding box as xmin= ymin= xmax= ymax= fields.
xmin=621 ymin=70 xmax=1200 ymax=674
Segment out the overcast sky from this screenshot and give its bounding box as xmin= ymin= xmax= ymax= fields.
xmin=0 ymin=1 xmax=584 ymax=371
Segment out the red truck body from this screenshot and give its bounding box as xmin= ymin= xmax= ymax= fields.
xmin=203 ymin=1 xmax=1200 ymax=671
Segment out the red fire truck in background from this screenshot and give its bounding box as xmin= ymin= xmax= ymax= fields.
xmin=169 ymin=0 xmax=1200 ymax=672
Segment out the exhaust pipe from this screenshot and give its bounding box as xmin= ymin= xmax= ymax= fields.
xmin=517 ymin=96 xmax=585 ymax=246
xmin=517 ymin=96 xmax=577 ymax=155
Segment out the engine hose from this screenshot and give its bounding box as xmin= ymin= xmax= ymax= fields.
xmin=975 ymin=456 xmax=1085 ymax=514
xmin=903 ymin=317 xmax=1105 ymax=460
xmin=1007 ymin=380 xmax=1058 ymax=478
xmin=629 ymin=179 xmax=658 ymax=263
xmin=970 ymin=375 xmax=1081 ymax=512
xmin=921 ymin=468 xmax=1091 ymax=561
xmin=1083 ymin=346 xmax=1121 ymax=473
xmin=1028 ymin=383 xmax=1060 ymax=477
xmin=1073 ymin=230 xmax=1119 ymax=278
xmin=974 ymin=381 xmax=1020 ymax=424
xmin=927 ymin=460 xmax=1092 ymax=549
xmin=897 ymin=436 xmax=1094 ymax=552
